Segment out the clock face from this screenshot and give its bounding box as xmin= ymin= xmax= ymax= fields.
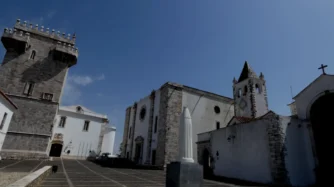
xmin=239 ymin=99 xmax=247 ymax=110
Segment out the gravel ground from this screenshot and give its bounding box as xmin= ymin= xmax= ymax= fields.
xmin=0 ymin=172 xmax=29 ymax=187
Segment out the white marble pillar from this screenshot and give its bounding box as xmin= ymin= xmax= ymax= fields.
xmin=179 ymin=107 xmax=194 ymax=163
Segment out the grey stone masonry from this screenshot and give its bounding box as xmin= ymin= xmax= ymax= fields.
xmin=145 ymin=91 xmax=155 ymax=164
xmin=265 ymin=113 xmax=290 ymax=186
xmin=0 ymin=20 xmax=78 ymax=159
xmin=121 ymin=107 xmax=131 ymax=157
xmin=156 ymin=83 xmax=183 ymax=167
xmin=248 ymin=79 xmax=257 ymax=118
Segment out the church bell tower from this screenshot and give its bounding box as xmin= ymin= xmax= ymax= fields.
xmin=232 ymin=61 xmax=268 ymax=118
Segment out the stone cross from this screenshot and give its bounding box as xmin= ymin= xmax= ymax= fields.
xmin=318 ymin=64 xmax=328 ymax=75
xmin=179 ymin=107 xmax=194 ymax=163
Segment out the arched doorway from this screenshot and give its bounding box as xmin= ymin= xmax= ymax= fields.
xmin=49 ymin=143 xmax=63 ymax=157
xmin=202 ymin=148 xmax=212 ymax=177
xmin=310 ymin=92 xmax=334 ymax=184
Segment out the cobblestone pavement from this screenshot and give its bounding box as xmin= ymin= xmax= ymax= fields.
xmin=0 ymin=160 xmax=46 ymax=187
xmin=38 ymin=159 xmax=236 ymax=187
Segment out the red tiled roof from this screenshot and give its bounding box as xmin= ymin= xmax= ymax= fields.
xmin=0 ymin=89 xmax=18 ymax=109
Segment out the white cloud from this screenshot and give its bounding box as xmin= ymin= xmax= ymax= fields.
xmin=61 ymin=73 xmax=105 ymax=105
xmin=61 ymin=78 xmax=82 ymax=105
xmin=67 ymin=73 xmax=105 ymax=86
xmin=47 ymin=11 xmax=56 ymax=19
xmin=96 ymin=74 xmax=105 ymax=81
xmin=68 ymin=75 xmax=93 ymax=86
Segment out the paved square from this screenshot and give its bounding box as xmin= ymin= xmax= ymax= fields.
xmin=37 ymin=159 xmax=236 ymax=187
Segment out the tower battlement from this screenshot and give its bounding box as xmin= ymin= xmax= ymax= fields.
xmin=12 ymin=19 xmax=76 ymax=45
xmin=2 ymin=18 xmax=78 ymax=66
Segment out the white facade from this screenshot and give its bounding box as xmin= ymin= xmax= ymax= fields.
xmin=101 ymin=126 xmax=116 ymax=155
xmin=49 ymin=105 xmax=115 ymax=159
xmin=293 ymin=74 xmax=334 ymax=119
xmin=0 ymin=90 xmax=17 ymax=152
xmin=208 ymin=115 xmax=315 ymax=186
xmin=182 ymin=90 xmax=234 ymax=162
xmin=197 ymin=68 xmax=334 ymax=186
xmin=124 ymin=84 xmax=234 ymax=165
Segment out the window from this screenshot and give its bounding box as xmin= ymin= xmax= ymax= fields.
xmin=59 ymin=117 xmax=66 ymax=128
xmin=139 ymin=106 xmax=146 ymax=120
xmin=30 ymin=50 xmax=36 ymax=60
xmin=244 ymin=85 xmax=248 ymax=95
xmin=238 ymin=88 xmax=242 ymax=98
xmin=76 ymin=106 xmax=82 ymax=112
xmin=42 ymin=93 xmax=53 ymax=101
xmin=83 ymin=121 xmax=90 ymax=131
xmin=0 ymin=113 xmax=8 ymax=130
xmin=255 ymin=84 xmax=261 ymax=94
xmin=23 ymin=82 xmax=34 ymax=96
xmin=154 ymin=116 xmax=158 ymax=133
xmin=214 ymin=106 xmax=220 ymax=114
xmin=216 ymin=121 xmax=220 ymax=130
xmin=129 ymin=127 xmax=132 ymax=139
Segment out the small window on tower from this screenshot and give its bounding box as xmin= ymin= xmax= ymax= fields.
xmin=30 ymin=50 xmax=36 ymax=60
xmin=244 ymin=85 xmax=248 ymax=95
xmin=255 ymin=84 xmax=261 ymax=94
xmin=238 ymin=89 xmax=242 ymax=98
xmin=23 ymin=82 xmax=34 ymax=96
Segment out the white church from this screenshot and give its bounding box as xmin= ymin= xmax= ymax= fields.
xmin=197 ymin=63 xmax=333 ymax=186
xmin=122 ymin=61 xmax=332 ymax=186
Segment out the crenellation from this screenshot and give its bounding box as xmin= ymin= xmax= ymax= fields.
xmin=13 ymin=18 xmax=76 ymax=45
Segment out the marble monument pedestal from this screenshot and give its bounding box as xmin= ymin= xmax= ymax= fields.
xmin=166 ymin=161 xmax=203 ymax=187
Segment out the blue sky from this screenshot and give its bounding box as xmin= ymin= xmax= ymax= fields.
xmin=1 ymin=0 xmax=334 ymax=154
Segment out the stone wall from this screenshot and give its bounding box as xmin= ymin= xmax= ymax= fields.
xmin=156 ymin=83 xmax=182 ymax=166
xmin=265 ymin=113 xmax=290 ymax=186
xmin=0 ymin=26 xmax=73 ymax=159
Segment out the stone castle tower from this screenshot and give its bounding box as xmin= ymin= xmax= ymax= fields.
xmin=232 ymin=61 xmax=268 ymax=118
xmin=0 ymin=19 xmax=78 ymax=159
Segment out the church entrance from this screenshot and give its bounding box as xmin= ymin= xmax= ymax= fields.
xmin=202 ymin=149 xmax=212 ymax=177
xmin=310 ymin=92 xmax=334 ymax=184
xmin=49 ymin=143 xmax=63 ymax=157
xmin=134 ymin=143 xmax=142 ymax=164
xmin=134 ymin=136 xmax=144 ymax=164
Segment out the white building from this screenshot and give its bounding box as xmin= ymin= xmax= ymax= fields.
xmin=0 ymin=89 xmax=17 ymax=153
xmin=48 ymin=105 xmax=116 ymax=159
xmin=101 ymin=126 xmax=116 ymax=155
xmin=121 ymin=81 xmax=235 ymax=166
xmin=197 ymin=63 xmax=333 ymax=186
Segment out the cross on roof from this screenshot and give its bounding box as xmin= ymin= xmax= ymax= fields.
xmin=318 ymin=64 xmax=328 ymax=75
